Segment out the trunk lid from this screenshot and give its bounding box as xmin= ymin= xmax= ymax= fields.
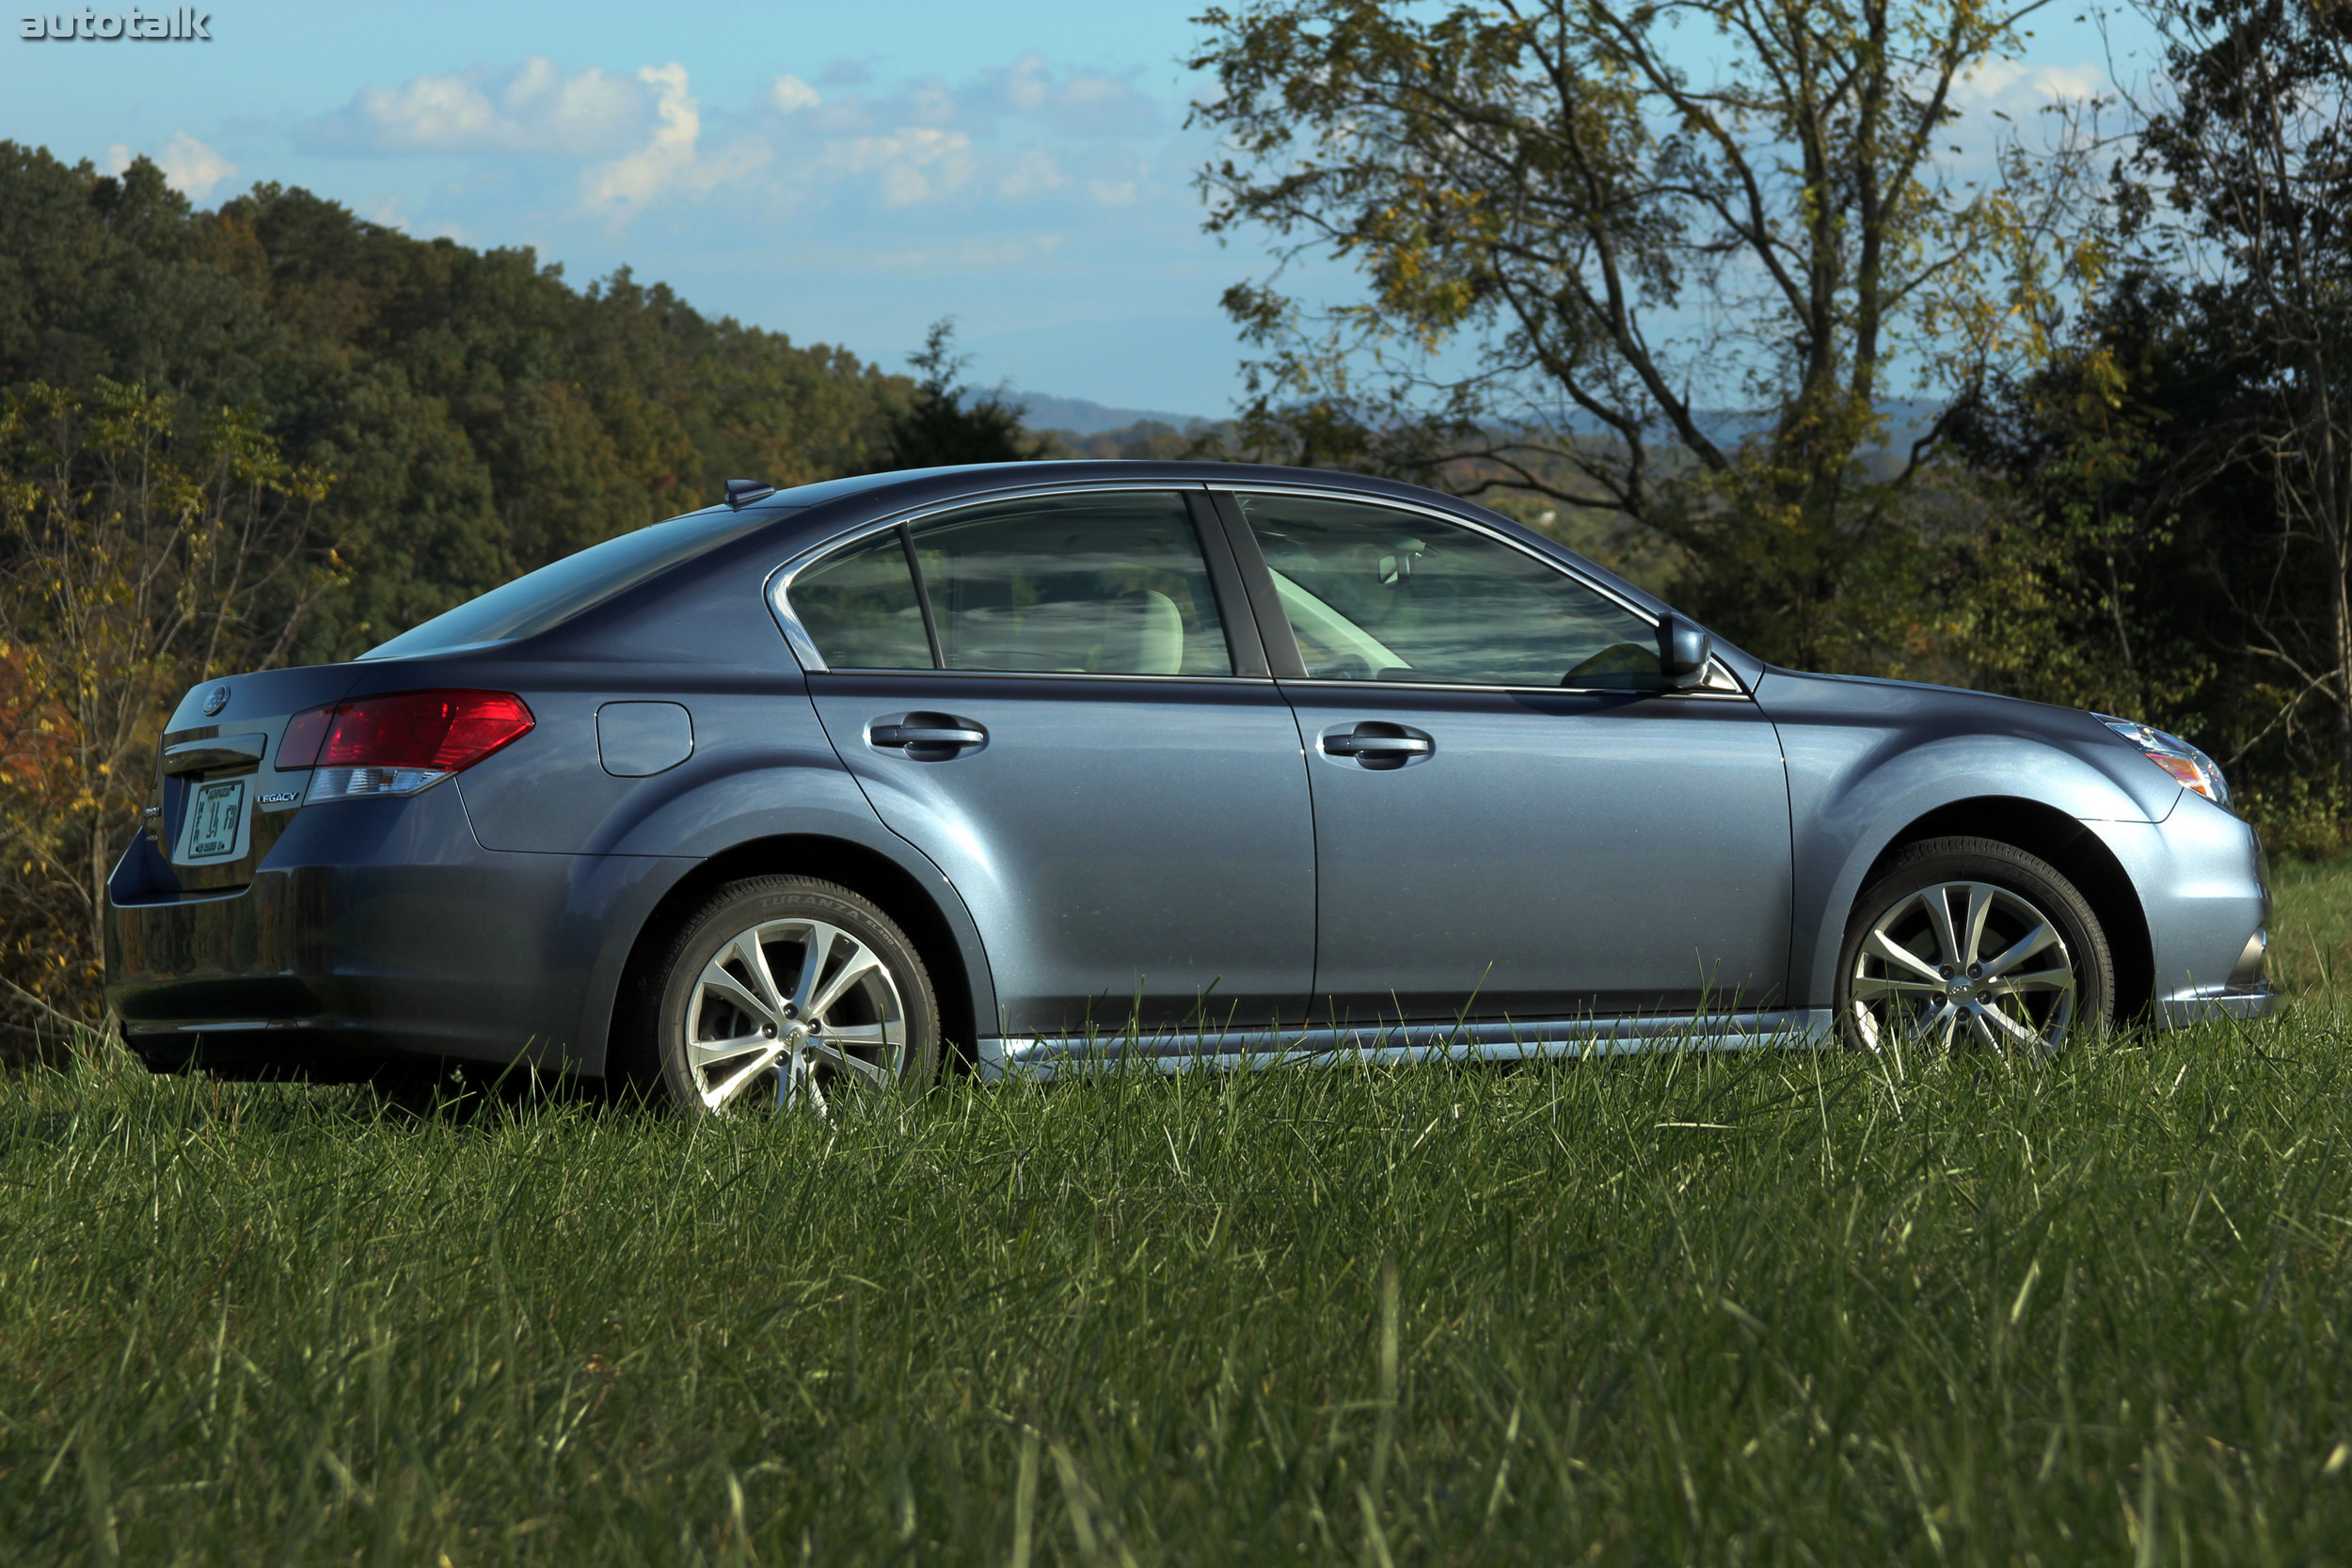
xmin=135 ymin=665 xmax=367 ymax=898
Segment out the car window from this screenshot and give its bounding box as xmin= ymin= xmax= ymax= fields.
xmin=910 ymin=492 xmax=1233 ymax=676
xmin=790 ymin=529 xmax=933 ymax=670
xmin=1235 ymin=494 xmax=1663 ymax=689
xmin=361 ymin=506 xmax=788 ymax=660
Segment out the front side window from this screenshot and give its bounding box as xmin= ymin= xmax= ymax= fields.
xmin=912 ymin=492 xmax=1232 ymax=676
xmin=1236 ymin=494 xmax=1662 ymax=689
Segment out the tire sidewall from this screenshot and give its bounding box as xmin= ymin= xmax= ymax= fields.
xmin=1835 ymin=837 xmax=2113 ymax=1047
xmin=653 ymin=877 xmax=941 ymax=1112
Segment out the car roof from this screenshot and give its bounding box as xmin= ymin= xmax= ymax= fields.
xmin=745 ymin=459 xmax=1521 ymax=519
xmin=742 ymin=461 xmax=1667 ymax=610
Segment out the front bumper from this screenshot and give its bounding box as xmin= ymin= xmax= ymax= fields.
xmin=2091 ymin=791 xmax=2278 ymax=1029
xmin=104 ymin=784 xmax=685 ymax=1076
xmin=2156 ymin=982 xmax=2283 ymax=1026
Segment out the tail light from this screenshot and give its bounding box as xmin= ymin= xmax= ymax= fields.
xmin=277 ymin=690 xmax=534 ymax=803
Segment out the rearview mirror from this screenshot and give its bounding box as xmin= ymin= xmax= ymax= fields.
xmin=1657 ymin=612 xmax=1712 ymax=689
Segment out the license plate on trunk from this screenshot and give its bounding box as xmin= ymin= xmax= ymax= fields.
xmin=183 ymin=778 xmax=247 ymax=860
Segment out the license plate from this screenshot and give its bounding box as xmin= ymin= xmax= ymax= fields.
xmin=183 ymin=779 xmax=247 ymax=860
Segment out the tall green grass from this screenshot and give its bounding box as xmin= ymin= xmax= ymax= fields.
xmin=6 ymin=875 xmax=2352 ymax=1562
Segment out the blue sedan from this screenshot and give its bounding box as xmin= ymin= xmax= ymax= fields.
xmin=105 ymin=463 xmax=2276 ymax=1112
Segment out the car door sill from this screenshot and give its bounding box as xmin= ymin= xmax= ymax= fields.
xmin=977 ymin=1009 xmax=1836 ymax=1080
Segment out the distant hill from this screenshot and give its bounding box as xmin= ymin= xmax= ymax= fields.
xmin=1015 ymin=392 xmax=1216 ymax=436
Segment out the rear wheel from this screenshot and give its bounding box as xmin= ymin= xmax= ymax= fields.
xmin=1836 ymin=836 xmax=2111 ymax=1055
xmin=649 ymin=876 xmax=940 ymax=1115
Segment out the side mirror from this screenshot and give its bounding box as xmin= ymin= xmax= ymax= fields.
xmin=1657 ymin=612 xmax=1712 ymax=689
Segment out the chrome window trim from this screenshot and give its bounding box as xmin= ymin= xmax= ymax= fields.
xmin=765 ymin=483 xmax=1251 ymax=678
xmin=1211 ymin=483 xmax=1750 ymax=697
xmin=1279 ymin=671 xmax=1749 ymax=700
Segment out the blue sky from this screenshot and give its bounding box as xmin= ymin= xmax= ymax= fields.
xmin=2 ymin=1 xmax=2153 ymax=418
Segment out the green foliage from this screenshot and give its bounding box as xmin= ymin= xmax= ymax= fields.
xmin=1188 ymin=0 xmax=2103 ymax=670
xmin=6 ymin=982 xmax=2352 ymax=1560
xmin=0 ymin=142 xmax=914 ymax=664
xmin=1958 ymin=262 xmax=2352 ymax=814
xmin=0 ymin=379 xmax=328 ymax=1056
xmin=878 ymin=319 xmax=1039 ymax=471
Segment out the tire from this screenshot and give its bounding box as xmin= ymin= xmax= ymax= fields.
xmin=1836 ymin=836 xmax=2111 ymax=1055
xmin=644 ymin=876 xmax=940 ymax=1115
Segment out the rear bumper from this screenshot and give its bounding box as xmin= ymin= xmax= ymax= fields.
xmin=104 ymin=784 xmax=688 ymax=1076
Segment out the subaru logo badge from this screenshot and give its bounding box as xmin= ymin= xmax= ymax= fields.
xmin=201 ymin=683 xmax=230 ymax=717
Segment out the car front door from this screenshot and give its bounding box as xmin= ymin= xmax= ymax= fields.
xmin=1214 ymin=488 xmax=1793 ymax=1031
xmin=782 ymin=486 xmax=1315 ymax=1048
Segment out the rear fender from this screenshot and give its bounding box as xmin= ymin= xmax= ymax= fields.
xmin=563 ymin=757 xmax=999 ymax=1075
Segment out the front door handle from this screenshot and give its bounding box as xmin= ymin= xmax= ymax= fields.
xmin=1320 ymin=722 xmax=1434 ymax=769
xmin=868 ymin=712 xmax=987 ymax=758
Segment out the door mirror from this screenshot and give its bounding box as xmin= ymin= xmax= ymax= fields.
xmin=1657 ymin=612 xmax=1713 ymax=689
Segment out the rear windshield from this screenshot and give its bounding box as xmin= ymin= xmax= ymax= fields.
xmin=360 ymin=507 xmax=790 ymax=660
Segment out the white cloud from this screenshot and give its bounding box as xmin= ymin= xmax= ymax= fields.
xmin=581 ymin=63 xmax=771 ymax=217
xmin=302 ymin=51 xmax=1198 ymax=238
xmin=979 ymin=54 xmax=1159 ymax=137
xmin=769 ymin=74 xmax=821 ymax=114
xmin=314 ymin=57 xmax=645 ymax=156
xmin=105 ymin=132 xmax=239 ymax=198
xmin=826 ymin=125 xmax=976 ymax=205
xmin=1953 ymin=56 xmax=2106 ymax=113
xmin=997 ymin=148 xmax=1066 ymax=198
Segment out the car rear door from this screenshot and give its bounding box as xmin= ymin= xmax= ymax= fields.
xmin=1211 ymin=487 xmax=1793 ymax=1030
xmin=780 ymin=486 xmax=1315 ymax=1046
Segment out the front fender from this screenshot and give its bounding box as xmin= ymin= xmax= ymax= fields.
xmin=1776 ymin=722 xmax=2164 ymax=1011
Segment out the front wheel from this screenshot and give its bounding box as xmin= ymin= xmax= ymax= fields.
xmin=1836 ymin=836 xmax=2112 ymax=1055
xmin=648 ymin=876 xmax=940 ymax=1115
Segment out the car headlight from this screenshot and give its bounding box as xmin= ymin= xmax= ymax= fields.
xmin=2096 ymin=714 xmax=2230 ymax=806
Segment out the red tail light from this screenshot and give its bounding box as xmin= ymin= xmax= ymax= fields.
xmin=277 ymin=690 xmax=533 ymax=802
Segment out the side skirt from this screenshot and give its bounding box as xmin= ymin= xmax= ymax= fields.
xmin=977 ymin=1008 xmax=1836 ymax=1083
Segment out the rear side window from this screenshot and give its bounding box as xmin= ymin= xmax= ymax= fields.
xmin=361 ymin=508 xmax=787 ymax=660
xmin=914 ymin=492 xmax=1231 ymax=676
xmin=788 ymin=530 xmax=932 ymax=670
xmin=786 ymin=491 xmax=1233 ymax=677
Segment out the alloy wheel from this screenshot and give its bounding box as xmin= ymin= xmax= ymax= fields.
xmin=1848 ymin=879 xmax=2078 ymax=1053
xmin=682 ymin=917 xmax=908 ymax=1113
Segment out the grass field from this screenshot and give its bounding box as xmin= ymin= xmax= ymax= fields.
xmin=7 ymin=869 xmax=2352 ymax=1564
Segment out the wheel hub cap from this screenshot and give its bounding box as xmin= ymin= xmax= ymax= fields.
xmin=679 ymin=916 xmax=907 ymax=1113
xmin=1849 ymin=879 xmax=2077 ymax=1054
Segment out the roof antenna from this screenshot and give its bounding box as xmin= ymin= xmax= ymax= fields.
xmin=725 ymin=479 xmax=776 ymax=508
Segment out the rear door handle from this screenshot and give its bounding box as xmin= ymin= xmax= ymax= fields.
xmin=1323 ymin=734 xmax=1431 ymax=757
xmin=868 ymin=713 xmax=987 ymax=757
xmin=871 ymin=725 xmax=987 ymax=747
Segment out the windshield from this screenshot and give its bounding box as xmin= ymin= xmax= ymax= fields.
xmin=360 ymin=507 xmax=789 ymax=660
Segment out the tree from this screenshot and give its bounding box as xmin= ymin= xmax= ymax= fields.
xmin=2121 ymin=0 xmax=2352 ymax=777
xmin=1190 ymin=0 xmax=2099 ymax=666
xmin=0 ymin=380 xmax=328 ymax=1056
xmin=0 ymin=144 xmax=919 ymax=665
xmin=877 ymin=320 xmax=1038 ymax=471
